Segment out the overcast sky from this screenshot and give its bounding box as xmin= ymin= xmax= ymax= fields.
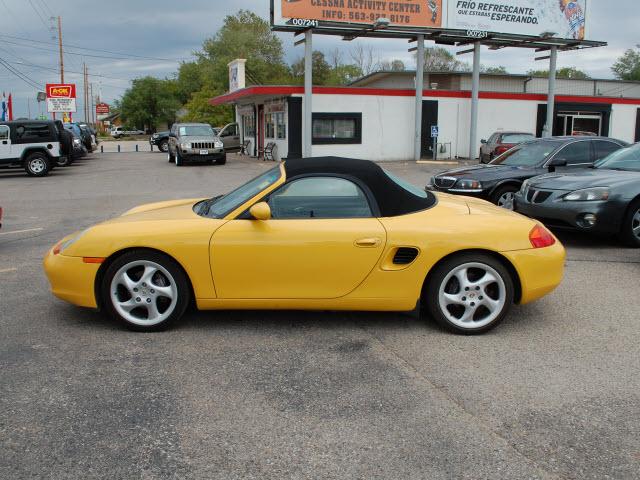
xmin=0 ymin=0 xmax=637 ymax=119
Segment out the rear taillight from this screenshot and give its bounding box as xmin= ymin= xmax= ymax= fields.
xmin=495 ymin=144 xmax=512 ymax=155
xmin=529 ymin=224 xmax=556 ymax=249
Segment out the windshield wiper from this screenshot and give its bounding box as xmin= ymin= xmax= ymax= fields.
xmin=197 ymin=195 xmax=224 ymax=215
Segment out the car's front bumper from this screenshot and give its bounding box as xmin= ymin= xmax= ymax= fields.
xmin=514 ymin=191 xmax=623 ymax=235
xmin=179 ymin=149 xmax=225 ymax=162
xmin=43 ymin=249 xmax=99 ymax=308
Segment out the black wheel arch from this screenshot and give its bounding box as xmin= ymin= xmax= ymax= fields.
xmin=21 ymin=147 xmax=54 ymax=162
xmin=94 ymin=247 xmax=196 ymax=311
xmin=421 ymin=249 xmax=522 ymax=305
xmin=488 ymin=180 xmax=523 ymax=199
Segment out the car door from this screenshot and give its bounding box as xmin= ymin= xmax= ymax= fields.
xmin=219 ymin=123 xmax=240 ymax=151
xmin=0 ymin=125 xmax=11 ymax=163
xmin=211 ymin=176 xmax=387 ymax=299
xmin=168 ymin=125 xmax=177 ymax=153
xmin=593 ymin=139 xmax=624 ymax=161
xmin=551 ymin=140 xmax=593 ymax=167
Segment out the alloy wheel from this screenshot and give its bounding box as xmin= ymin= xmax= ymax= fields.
xmin=632 ymin=209 xmax=640 ymax=240
xmin=438 ymin=262 xmax=507 ymax=329
xmin=109 ymin=260 xmax=178 ymax=327
xmin=497 ymin=192 xmax=515 ymax=210
xmin=30 ymin=158 xmax=46 ymax=174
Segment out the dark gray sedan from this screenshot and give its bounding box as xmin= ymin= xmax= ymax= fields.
xmin=514 ymin=143 xmax=640 ymax=247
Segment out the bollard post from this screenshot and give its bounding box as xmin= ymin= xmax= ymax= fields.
xmin=117 ymin=144 xmax=120 ymax=153
xmin=100 ymin=145 xmax=103 ymax=153
xmin=135 ymin=144 xmax=139 ymax=152
xmin=150 ymin=144 xmax=153 ymax=152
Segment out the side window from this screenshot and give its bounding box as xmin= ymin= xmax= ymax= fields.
xmin=555 ymin=141 xmax=592 ymax=165
xmin=22 ymin=124 xmax=52 ymax=140
xmin=593 ymin=140 xmax=621 ymax=161
xmin=268 ymin=177 xmax=373 ymax=219
xmin=489 ymin=133 xmax=499 ymax=144
xmin=0 ymin=125 xmax=9 ymax=141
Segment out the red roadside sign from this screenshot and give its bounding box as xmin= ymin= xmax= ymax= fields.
xmin=96 ymin=103 xmax=110 ymax=115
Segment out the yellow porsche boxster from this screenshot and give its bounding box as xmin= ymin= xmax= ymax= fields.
xmin=44 ymin=157 xmax=565 ymax=334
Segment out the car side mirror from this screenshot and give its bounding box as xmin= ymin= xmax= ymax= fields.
xmin=249 ymin=202 xmax=271 ymax=221
xmin=481 ymin=139 xmax=487 ymax=144
xmin=549 ymin=157 xmax=567 ymax=167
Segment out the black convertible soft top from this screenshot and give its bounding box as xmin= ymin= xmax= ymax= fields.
xmin=284 ymin=157 xmax=436 ymax=217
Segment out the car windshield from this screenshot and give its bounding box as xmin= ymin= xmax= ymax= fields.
xmin=384 ymin=170 xmax=429 ymax=198
xmin=595 ymin=143 xmax=640 ymax=171
xmin=179 ymin=125 xmax=214 ymax=137
xmin=199 ymin=166 xmax=282 ymax=218
xmin=491 ymin=140 xmax=562 ymax=167
xmin=501 ymin=133 xmax=534 ymax=143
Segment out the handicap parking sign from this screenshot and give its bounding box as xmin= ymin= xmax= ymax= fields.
xmin=431 ymin=125 xmax=439 ymax=138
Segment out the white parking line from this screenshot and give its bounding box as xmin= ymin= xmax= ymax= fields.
xmin=0 ymin=268 xmax=18 ymax=273
xmin=0 ymin=227 xmax=44 ymax=236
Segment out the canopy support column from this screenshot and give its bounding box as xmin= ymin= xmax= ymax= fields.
xmin=544 ymin=45 xmax=558 ymax=138
xmin=468 ymin=41 xmax=481 ymax=160
xmin=414 ymin=34 xmax=425 ymax=162
xmin=304 ymin=30 xmax=313 ymax=158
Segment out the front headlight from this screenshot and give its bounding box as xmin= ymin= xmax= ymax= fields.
xmin=214 ymin=140 xmax=223 ymax=149
xmin=181 ymin=142 xmax=190 ymax=150
xmin=52 ymin=229 xmax=87 ymax=255
xmin=455 ymin=179 xmax=482 ymax=190
xmin=563 ymin=187 xmax=610 ymax=202
xmin=73 ymin=138 xmax=81 ymax=145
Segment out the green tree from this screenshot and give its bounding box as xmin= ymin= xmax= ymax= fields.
xmin=612 ymin=45 xmax=640 ymax=81
xmin=119 ymin=77 xmax=181 ymax=132
xmin=198 ymin=10 xmax=291 ymax=88
xmin=527 ymin=67 xmax=590 ymax=79
xmin=421 ymin=47 xmax=469 ymax=72
xmin=181 ymin=86 xmax=233 ymax=127
xmin=483 ymin=66 xmax=508 ymax=74
xmin=380 ymin=59 xmax=406 ymax=72
xmin=291 ymin=51 xmax=332 ymax=85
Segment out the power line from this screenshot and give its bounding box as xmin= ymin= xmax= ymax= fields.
xmin=28 ymin=0 xmax=49 ymax=31
xmin=0 ymin=34 xmax=186 ymax=62
xmin=0 ymin=56 xmax=43 ymax=89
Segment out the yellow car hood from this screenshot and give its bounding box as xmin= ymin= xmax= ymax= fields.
xmin=108 ymin=198 xmax=207 ymax=223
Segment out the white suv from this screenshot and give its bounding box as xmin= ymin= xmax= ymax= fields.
xmin=0 ymin=121 xmax=62 ymax=177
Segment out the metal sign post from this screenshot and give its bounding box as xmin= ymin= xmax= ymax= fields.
xmin=431 ymin=125 xmax=439 ymax=161
xmin=304 ymin=30 xmax=313 ymax=158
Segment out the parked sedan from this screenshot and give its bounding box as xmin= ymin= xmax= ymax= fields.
xmin=480 ymin=131 xmax=535 ymax=163
xmin=43 ymin=157 xmax=565 ymax=335
xmin=427 ymin=137 xmax=627 ymax=209
xmin=515 ymin=143 xmax=640 ymax=247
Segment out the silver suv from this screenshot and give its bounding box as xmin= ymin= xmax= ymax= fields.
xmin=168 ymin=123 xmax=225 ymax=166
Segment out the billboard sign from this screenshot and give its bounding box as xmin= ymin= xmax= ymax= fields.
xmin=448 ymin=0 xmax=587 ymax=40
xmin=46 ymin=83 xmax=77 ymax=113
xmin=96 ymin=103 xmax=110 ymax=115
xmin=273 ymin=0 xmax=443 ymax=29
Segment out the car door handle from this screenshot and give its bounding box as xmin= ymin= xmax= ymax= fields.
xmin=354 ymin=237 xmax=381 ymax=248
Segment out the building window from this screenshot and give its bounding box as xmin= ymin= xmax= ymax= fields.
xmin=276 ymin=112 xmax=286 ymax=139
xmin=265 ymin=113 xmax=276 ymax=139
xmin=242 ymin=114 xmax=255 ymax=137
xmin=312 ymin=113 xmax=362 ymax=145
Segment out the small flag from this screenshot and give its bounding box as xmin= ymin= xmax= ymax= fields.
xmin=7 ymin=93 xmax=12 ymax=121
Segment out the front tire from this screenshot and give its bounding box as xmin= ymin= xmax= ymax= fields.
xmin=491 ymin=185 xmax=519 ymax=210
xmin=24 ymin=152 xmax=50 ymax=177
xmin=423 ymin=253 xmax=514 ymax=334
xmin=620 ymin=200 xmax=640 ymax=248
xmin=158 ymin=139 xmax=169 ymax=153
xmin=216 ymin=154 xmax=226 ymax=165
xmin=101 ymin=251 xmax=190 ymax=331
xmin=175 ymin=149 xmax=183 ymax=166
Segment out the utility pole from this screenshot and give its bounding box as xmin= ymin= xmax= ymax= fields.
xmin=57 ymin=16 xmax=64 ymax=83
xmin=83 ymin=63 xmax=88 ymax=122
xmin=90 ymin=83 xmax=95 ymax=125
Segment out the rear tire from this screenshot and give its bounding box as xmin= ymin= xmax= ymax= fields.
xmin=620 ymin=200 xmax=640 ymax=248
xmin=422 ymin=253 xmax=514 ymax=335
xmin=159 ymin=139 xmax=169 ymax=153
xmin=491 ymin=185 xmax=519 ymax=210
xmin=100 ymin=250 xmax=190 ymax=332
xmin=24 ymin=152 xmax=50 ymax=177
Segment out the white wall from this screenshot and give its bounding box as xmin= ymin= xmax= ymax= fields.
xmin=309 ymin=94 xmax=416 ymax=161
xmin=610 ymin=104 xmax=638 ymax=143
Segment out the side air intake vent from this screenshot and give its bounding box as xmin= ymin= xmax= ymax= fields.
xmin=392 ymin=247 xmax=419 ymax=265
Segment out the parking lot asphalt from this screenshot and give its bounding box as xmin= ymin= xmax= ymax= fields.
xmin=1 ymin=152 xmax=639 ymax=480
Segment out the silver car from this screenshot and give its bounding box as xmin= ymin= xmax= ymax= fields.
xmin=168 ymin=123 xmax=226 ymax=166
